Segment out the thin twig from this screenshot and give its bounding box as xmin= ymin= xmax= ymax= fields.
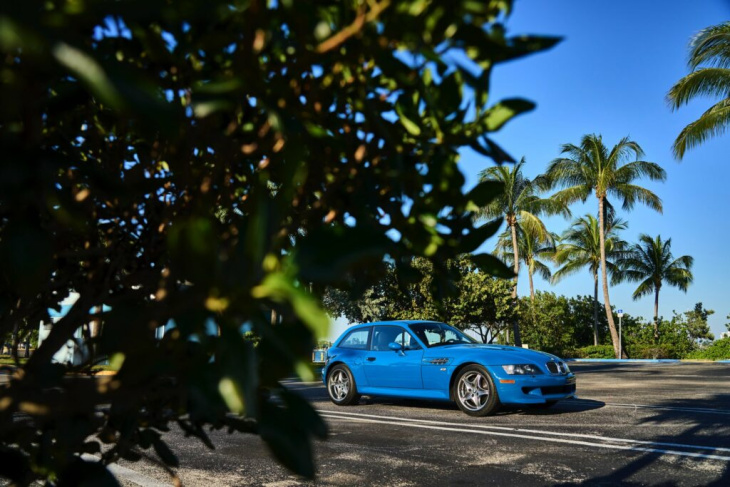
xmin=316 ymin=0 xmax=391 ymax=54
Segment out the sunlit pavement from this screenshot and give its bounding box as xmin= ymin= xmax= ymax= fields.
xmin=112 ymin=362 xmax=729 ymax=485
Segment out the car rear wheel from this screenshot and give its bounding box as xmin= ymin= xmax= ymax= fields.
xmin=327 ymin=365 xmax=360 ymax=406
xmin=453 ymin=365 xmax=499 ymax=416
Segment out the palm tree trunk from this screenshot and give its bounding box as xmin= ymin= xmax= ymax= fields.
xmin=528 ymin=270 xmax=535 ymax=302
xmin=653 ymin=286 xmax=660 ymax=342
xmin=598 ymin=197 xmax=623 ymax=358
xmin=593 ymin=270 xmax=599 ymax=347
xmin=509 ymin=220 xmax=522 ymax=347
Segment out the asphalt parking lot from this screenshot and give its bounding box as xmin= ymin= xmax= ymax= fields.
xmin=107 ymin=362 xmax=730 ymax=486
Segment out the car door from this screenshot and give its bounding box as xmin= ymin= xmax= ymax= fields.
xmin=363 ymin=325 xmax=424 ymax=389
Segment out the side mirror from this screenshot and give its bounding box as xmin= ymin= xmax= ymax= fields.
xmin=388 ymin=342 xmax=403 ymax=352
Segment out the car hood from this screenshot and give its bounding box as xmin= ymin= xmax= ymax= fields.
xmin=424 ymin=343 xmax=561 ymax=364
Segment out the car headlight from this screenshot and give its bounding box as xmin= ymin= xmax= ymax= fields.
xmin=502 ymin=364 xmax=542 ymax=375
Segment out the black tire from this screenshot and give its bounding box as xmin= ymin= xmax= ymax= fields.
xmin=327 ymin=365 xmax=360 ymax=406
xmin=452 ymin=365 xmax=500 ymax=417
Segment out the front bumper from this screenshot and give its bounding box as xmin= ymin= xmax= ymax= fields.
xmin=487 ymin=367 xmax=576 ymax=405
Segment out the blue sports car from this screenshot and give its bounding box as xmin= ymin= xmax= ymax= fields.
xmin=322 ymin=320 xmax=576 ymax=416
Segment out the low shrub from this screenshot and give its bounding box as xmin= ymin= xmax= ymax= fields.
xmin=569 ymin=345 xmax=615 ymax=359
xmin=685 ymin=338 xmax=730 ymax=360
xmin=630 ymin=345 xmax=678 ymax=360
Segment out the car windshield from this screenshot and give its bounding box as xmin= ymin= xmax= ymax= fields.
xmin=408 ymin=323 xmax=476 ymax=348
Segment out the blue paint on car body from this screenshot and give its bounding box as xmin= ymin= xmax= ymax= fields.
xmin=322 ymin=320 xmax=576 ymax=416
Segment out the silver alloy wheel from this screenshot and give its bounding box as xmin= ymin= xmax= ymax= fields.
xmin=328 ymin=369 xmax=350 ymax=401
xmin=457 ymin=371 xmax=490 ymax=412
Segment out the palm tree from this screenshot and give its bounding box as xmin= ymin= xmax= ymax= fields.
xmin=545 ymin=135 xmax=666 ymax=358
xmin=495 ymin=226 xmax=556 ymax=302
xmin=668 ymin=22 xmax=730 ymax=159
xmin=617 ymin=234 xmax=694 ymax=341
xmin=552 ymin=214 xmax=628 ymax=346
xmin=478 ymin=158 xmax=566 ymax=346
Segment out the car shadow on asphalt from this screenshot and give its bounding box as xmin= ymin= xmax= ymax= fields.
xmin=289 ymin=381 xmax=605 ymax=416
xmin=345 ymin=395 xmax=604 ymax=416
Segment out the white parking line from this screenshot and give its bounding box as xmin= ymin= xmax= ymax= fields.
xmin=319 ymin=410 xmax=730 ymax=462
xmin=567 ymin=399 xmax=730 ymax=415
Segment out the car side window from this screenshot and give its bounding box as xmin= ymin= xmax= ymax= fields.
xmin=396 ymin=331 xmax=421 ymax=350
xmin=371 ymin=326 xmax=403 ymax=351
xmin=338 ymin=327 xmax=371 ymax=350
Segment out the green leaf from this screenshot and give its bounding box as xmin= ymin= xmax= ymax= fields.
xmin=296 ymin=225 xmax=393 ymax=283
xmin=252 ymin=273 xmax=329 ymax=338
xmin=469 ymin=253 xmax=514 ymax=279
xmin=458 ymin=218 xmax=504 ymax=254
xmin=395 ymin=101 xmax=422 ymax=136
xmin=466 ymin=180 xmax=504 ymax=207
xmin=303 ymin=121 xmax=330 ymax=138
xmin=52 ymin=42 xmax=124 ymax=110
xmin=482 ymin=98 xmax=535 ymax=132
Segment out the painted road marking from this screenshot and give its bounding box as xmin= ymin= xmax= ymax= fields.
xmin=319 ymin=410 xmax=730 ymax=462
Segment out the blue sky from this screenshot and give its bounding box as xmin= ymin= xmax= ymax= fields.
xmin=327 ymin=1 xmax=730 ymax=341
xmin=460 ymin=0 xmax=730 ymax=339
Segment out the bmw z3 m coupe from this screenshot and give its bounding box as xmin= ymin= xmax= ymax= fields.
xmin=322 ymin=320 xmax=576 ymax=416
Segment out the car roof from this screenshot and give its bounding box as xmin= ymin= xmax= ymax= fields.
xmin=348 ymin=320 xmax=445 ymax=329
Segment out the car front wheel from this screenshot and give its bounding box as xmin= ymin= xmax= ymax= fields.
xmin=453 ymin=365 xmax=499 ymax=416
xmin=327 ymin=365 xmax=360 ymax=406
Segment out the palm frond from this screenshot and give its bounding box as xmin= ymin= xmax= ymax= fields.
xmin=667 ymin=68 xmax=730 ymax=109
xmin=606 ymin=136 xmax=644 ymax=168
xmin=631 ymin=277 xmax=655 ymax=300
xmin=611 ymin=184 xmax=663 ymax=213
xmin=533 ymin=260 xmax=552 ymax=280
xmin=672 ymin=98 xmax=730 ymax=159
xmin=550 ymin=185 xmax=591 ymax=207
xmin=688 ymin=22 xmax=730 ymax=70
xmin=614 ymin=160 xmax=667 ymax=184
xmin=621 ymin=234 xmax=694 ymax=299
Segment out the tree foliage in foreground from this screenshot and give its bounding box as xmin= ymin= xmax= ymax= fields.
xmin=0 ymin=0 xmax=559 ymax=483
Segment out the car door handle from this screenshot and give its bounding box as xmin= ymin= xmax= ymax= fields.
xmin=366 ymin=357 xmax=376 ymax=362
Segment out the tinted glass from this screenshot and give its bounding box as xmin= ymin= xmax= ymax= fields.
xmin=408 ymin=322 xmax=476 ymax=348
xmin=339 ymin=327 xmax=371 ymax=349
xmin=369 ymin=326 xmax=421 ymax=351
xmin=371 ymin=325 xmax=404 ymax=351
xmin=395 ymin=330 xmax=421 ymax=350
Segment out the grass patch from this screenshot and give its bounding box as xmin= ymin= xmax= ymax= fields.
xmin=0 ymin=355 xmax=28 ymax=366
